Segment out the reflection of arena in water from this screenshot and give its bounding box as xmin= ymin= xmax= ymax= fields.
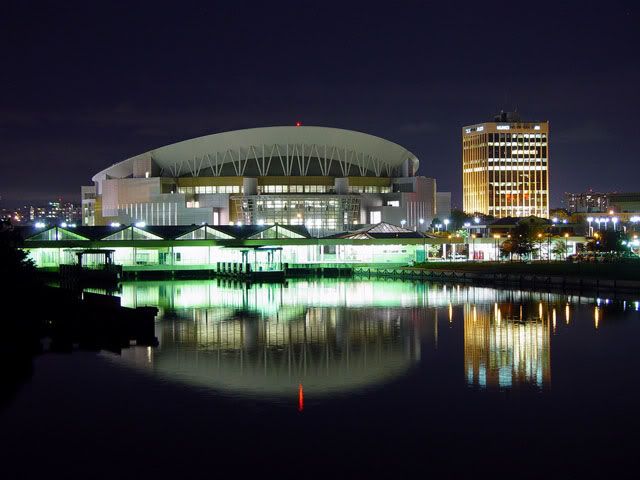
xmin=101 ymin=279 xmax=588 ymax=395
xmin=114 ymin=305 xmax=424 ymax=397
xmin=113 ymin=278 xmax=591 ymax=314
xmin=464 ymin=303 xmax=551 ymax=389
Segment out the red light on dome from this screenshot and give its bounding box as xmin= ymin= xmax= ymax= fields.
xmin=295 ymin=121 xmax=302 ymax=127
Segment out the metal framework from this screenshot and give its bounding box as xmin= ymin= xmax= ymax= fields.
xmin=161 ymin=143 xmax=400 ymax=179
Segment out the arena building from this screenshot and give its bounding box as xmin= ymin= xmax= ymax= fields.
xmin=83 ymin=126 xmax=450 ymax=235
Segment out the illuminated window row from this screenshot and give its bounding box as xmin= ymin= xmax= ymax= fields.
xmin=178 ymin=186 xmax=241 ymax=194
xmin=489 ymin=166 xmax=546 ymax=171
xmin=488 ymin=158 xmax=547 ymax=163
xmin=259 ymin=185 xmax=330 ymax=193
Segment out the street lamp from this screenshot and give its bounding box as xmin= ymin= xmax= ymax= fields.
xmin=587 ymin=217 xmax=594 ymax=236
xmin=612 ymin=217 xmax=619 ymax=231
xmin=493 ymin=234 xmax=500 ymax=261
xmin=564 ymin=232 xmax=569 ymax=259
xmin=419 ymin=218 xmax=424 ymax=232
xmin=471 ymin=233 xmax=476 ymax=261
xmin=537 ymin=233 xmax=543 ymax=261
xmin=443 ymin=219 xmax=450 ymax=231
xmin=400 ymin=219 xmax=407 ymax=228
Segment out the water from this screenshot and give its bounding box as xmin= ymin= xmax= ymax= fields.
xmin=2 ymin=279 xmax=640 ymax=478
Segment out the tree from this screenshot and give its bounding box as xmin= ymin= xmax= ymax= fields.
xmin=449 ymin=209 xmax=471 ymax=230
xmin=552 ymin=240 xmax=568 ymax=259
xmin=587 ymin=230 xmax=628 ymax=253
xmin=508 ymin=222 xmax=535 ymax=260
xmin=0 ymin=223 xmax=35 ymax=281
xmin=500 ymin=239 xmax=515 ymax=260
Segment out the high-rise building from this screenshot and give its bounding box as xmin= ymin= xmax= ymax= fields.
xmin=563 ymin=190 xmax=609 ymax=213
xmin=462 ymin=111 xmax=549 ymax=218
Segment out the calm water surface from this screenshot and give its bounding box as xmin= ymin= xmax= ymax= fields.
xmin=2 ymin=279 xmax=640 ymax=478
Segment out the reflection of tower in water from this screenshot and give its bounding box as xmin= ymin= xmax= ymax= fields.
xmin=464 ymin=303 xmax=551 ymax=389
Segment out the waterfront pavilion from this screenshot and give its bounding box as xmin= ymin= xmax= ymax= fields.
xmin=17 ymin=222 xmax=459 ymax=272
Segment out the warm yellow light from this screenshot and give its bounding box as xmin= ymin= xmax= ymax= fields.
xmin=448 ymin=303 xmax=453 ymax=323
xmin=471 ymin=234 xmax=476 ymax=239
xmin=537 ymin=233 xmax=542 ymax=238
xmin=565 ymin=304 xmax=570 ymax=324
xmin=594 ymin=306 xmax=600 ymax=329
xmin=609 ymin=210 xmax=614 ymax=215
xmin=493 ymin=234 xmax=500 ymax=239
xmin=564 ymin=233 xmax=569 ymax=238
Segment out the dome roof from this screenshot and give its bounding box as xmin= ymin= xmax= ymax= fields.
xmin=92 ymin=126 xmax=419 ymax=181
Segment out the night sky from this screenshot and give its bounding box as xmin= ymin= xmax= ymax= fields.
xmin=1 ymin=1 xmax=638 ymax=208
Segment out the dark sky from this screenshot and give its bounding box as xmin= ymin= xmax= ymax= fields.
xmin=1 ymin=0 xmax=638 ymax=208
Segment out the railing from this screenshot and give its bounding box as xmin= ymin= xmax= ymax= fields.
xmin=352 ymin=267 xmax=640 ymax=293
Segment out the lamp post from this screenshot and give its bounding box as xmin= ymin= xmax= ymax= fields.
xmin=612 ymin=217 xmax=619 ymax=232
xmin=564 ymin=232 xmax=569 ymax=259
xmin=443 ymin=219 xmax=450 ymax=231
xmin=471 ymin=234 xmax=476 ymax=261
xmin=493 ymin=234 xmax=500 ymax=261
xmin=400 ymin=219 xmax=407 ymax=229
xmin=587 ymin=217 xmax=594 ymax=237
xmin=422 ymin=231 xmax=427 ymax=262
xmin=419 ymin=218 xmax=424 ymax=232
xmin=537 ymin=233 xmax=543 ymax=261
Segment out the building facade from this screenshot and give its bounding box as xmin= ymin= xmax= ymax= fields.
xmin=83 ymin=126 xmax=450 ymax=235
xmin=463 ymin=111 xmax=549 ymax=218
xmin=563 ymin=190 xmax=609 ymax=213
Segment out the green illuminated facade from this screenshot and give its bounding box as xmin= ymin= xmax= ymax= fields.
xmin=18 ymin=223 xmax=458 ymax=271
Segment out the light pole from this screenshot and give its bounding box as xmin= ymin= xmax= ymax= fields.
xmin=587 ymin=217 xmax=593 ymax=237
xmin=422 ymin=231 xmax=427 ymax=262
xmin=419 ymin=218 xmax=424 ymax=232
xmin=443 ymin=219 xmax=450 ymax=231
xmin=612 ymin=217 xmax=619 ymax=232
xmin=401 ymin=219 xmax=407 ymax=229
xmin=537 ymin=233 xmax=543 ymax=261
xmin=493 ymin=234 xmax=500 ymax=261
xmin=471 ymin=234 xmax=476 ymax=261
xmin=564 ymin=232 xmax=569 ymax=259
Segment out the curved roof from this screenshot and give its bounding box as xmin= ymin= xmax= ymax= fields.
xmin=92 ymin=126 xmax=419 ymax=181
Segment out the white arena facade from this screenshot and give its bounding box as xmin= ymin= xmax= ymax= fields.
xmin=83 ymin=126 xmax=450 ymax=235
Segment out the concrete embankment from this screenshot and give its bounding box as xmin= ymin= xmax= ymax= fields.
xmin=354 ymin=266 xmax=640 ymax=295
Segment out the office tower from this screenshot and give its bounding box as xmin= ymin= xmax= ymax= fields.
xmin=463 ymin=111 xmax=549 ymax=218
